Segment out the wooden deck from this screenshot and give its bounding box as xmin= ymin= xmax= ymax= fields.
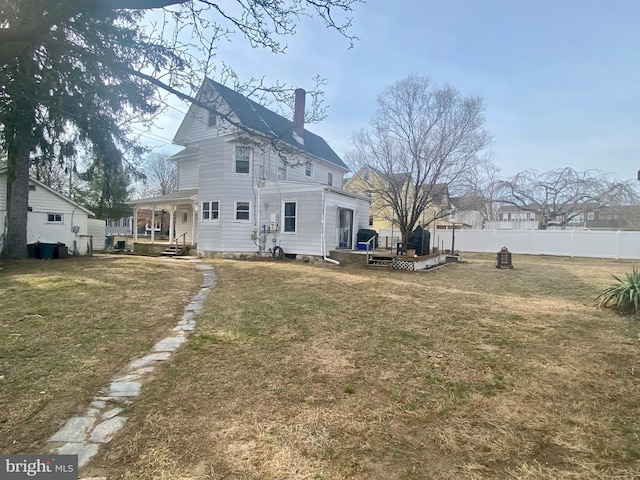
xmin=329 ymin=250 xmax=460 ymax=270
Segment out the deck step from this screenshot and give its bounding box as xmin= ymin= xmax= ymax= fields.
xmin=367 ymin=255 xmax=393 ymax=267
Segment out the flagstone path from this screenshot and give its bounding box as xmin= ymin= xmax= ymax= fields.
xmin=45 ymin=260 xmax=216 ymax=478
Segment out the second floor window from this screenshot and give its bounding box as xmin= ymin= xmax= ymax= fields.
xmin=235 ymin=146 xmax=251 ymax=174
xmin=278 ymin=159 xmax=287 ymax=180
xmin=327 ymin=172 xmax=333 ymax=186
xmin=304 ymin=162 xmax=312 ymax=177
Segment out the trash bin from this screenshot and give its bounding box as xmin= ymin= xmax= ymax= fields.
xmin=409 ymin=226 xmax=430 ymax=256
xmin=357 ymin=229 xmax=378 ymax=248
xmin=115 ymin=240 xmax=126 ymax=250
xmin=27 ymin=243 xmax=39 ymax=258
xmin=56 ymin=243 xmax=69 ymax=259
xmin=39 ymin=243 xmax=55 ymax=260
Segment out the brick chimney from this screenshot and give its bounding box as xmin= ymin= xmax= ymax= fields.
xmin=293 ymin=88 xmax=306 ymax=143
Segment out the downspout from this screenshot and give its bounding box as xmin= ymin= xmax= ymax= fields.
xmin=321 ymin=187 xmax=340 ymax=265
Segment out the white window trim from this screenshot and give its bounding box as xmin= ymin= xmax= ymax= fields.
xmin=201 ymin=201 xmax=220 ymax=222
xmin=46 ymin=213 xmax=64 ymax=224
xmin=304 ymin=162 xmax=313 ymax=177
xmin=327 ymin=172 xmax=333 ymax=186
xmin=282 ymin=201 xmax=297 ymax=234
xmin=234 ymin=201 xmax=251 ymax=222
xmin=234 ymin=145 xmax=252 ymax=175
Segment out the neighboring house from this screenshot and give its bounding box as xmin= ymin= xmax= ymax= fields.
xmin=344 ymin=166 xmax=453 ymax=244
xmin=560 ymin=205 xmax=640 ymax=230
xmin=106 ymin=216 xmax=134 ymax=236
xmin=129 ymin=79 xmax=370 ymax=258
xmin=486 ymin=203 xmax=640 ymax=231
xmin=0 ymin=168 xmax=104 ymax=255
xmin=448 ymin=195 xmax=488 ymax=230
xmin=105 ymin=210 xmax=171 ymax=237
xmin=485 ymin=204 xmax=539 ymax=230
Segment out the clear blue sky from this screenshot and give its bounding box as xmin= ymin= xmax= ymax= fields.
xmin=145 ymin=0 xmax=640 ymax=181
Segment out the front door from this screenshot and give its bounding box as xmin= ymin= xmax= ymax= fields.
xmin=336 ymin=208 xmax=353 ymax=249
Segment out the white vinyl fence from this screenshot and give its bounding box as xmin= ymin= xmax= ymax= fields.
xmin=430 ymin=229 xmax=640 ymax=260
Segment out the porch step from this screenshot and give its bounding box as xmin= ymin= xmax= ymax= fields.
xmin=161 ymin=245 xmax=188 ymax=257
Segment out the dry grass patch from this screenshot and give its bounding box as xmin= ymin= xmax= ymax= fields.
xmin=0 ymin=255 xmax=201 ymax=453
xmin=76 ymin=254 xmax=640 ymax=478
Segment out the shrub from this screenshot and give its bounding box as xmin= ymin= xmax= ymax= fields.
xmin=596 ymin=267 xmax=640 ymax=317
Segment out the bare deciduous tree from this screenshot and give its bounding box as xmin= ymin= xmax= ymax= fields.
xmin=350 ymin=75 xmax=491 ymax=241
xmin=456 ymin=159 xmax=502 ymax=227
xmin=497 ymin=168 xmax=639 ymax=229
xmin=137 ymin=152 xmax=177 ymax=198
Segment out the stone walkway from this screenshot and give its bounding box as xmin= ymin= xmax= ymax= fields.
xmin=45 ymin=260 xmax=216 ymax=478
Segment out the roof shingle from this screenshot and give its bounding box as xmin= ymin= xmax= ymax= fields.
xmin=207 ymin=79 xmax=347 ymax=170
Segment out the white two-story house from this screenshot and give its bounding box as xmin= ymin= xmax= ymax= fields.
xmin=129 ymin=79 xmax=370 ymax=259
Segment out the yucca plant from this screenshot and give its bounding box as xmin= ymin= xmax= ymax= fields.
xmin=596 ymin=267 xmax=640 ymax=318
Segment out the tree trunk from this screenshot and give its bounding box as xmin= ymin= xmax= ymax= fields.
xmin=2 ymin=123 xmax=32 ymax=259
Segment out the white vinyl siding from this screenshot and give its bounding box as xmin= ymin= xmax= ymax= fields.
xmin=261 ymin=186 xmax=323 ymax=254
xmin=175 ymin=156 xmax=198 ymax=189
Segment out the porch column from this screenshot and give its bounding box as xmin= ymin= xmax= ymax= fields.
xmin=169 ymin=205 xmax=175 ymax=245
xmin=151 ymin=205 xmax=155 ymax=243
xmin=133 ymin=206 xmax=138 ymax=243
xmin=191 ymin=201 xmax=197 ymax=246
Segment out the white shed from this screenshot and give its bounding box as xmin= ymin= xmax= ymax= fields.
xmin=1 ymin=169 xmax=98 ymax=256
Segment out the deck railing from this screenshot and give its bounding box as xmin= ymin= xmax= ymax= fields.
xmin=363 ymin=235 xmax=377 ymax=264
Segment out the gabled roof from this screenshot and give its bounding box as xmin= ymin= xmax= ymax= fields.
xmin=204 ymin=79 xmax=348 ymax=171
xmin=0 ymin=168 xmax=95 ymax=216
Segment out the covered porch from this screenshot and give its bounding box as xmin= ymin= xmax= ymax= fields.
xmin=127 ymin=189 xmax=198 ymax=255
